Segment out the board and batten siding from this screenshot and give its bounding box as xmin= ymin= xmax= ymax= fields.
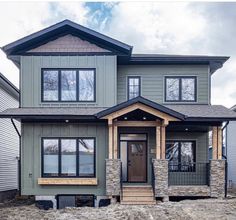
xmin=20 ymin=55 xmax=117 ymax=108
xmin=0 ymin=87 xmax=19 ymax=192
xmin=227 ymin=121 xmax=236 ymax=188
xmin=21 ymin=123 xmax=107 ymax=196
xmin=117 ymin=65 xmax=210 ymax=104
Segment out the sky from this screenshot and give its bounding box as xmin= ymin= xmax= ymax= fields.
xmin=0 ymin=2 xmax=236 ymax=107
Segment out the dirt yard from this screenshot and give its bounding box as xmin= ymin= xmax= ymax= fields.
xmin=0 ymin=197 xmax=236 ymax=220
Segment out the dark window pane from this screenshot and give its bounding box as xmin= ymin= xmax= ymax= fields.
xmin=182 ymin=78 xmax=195 ymax=101
xmin=61 ymin=70 xmax=77 ymax=101
xmin=166 ymin=78 xmax=179 ymax=101
xmin=61 ymin=139 xmax=76 ymax=176
xmin=166 ymin=142 xmax=179 ymax=170
xmin=79 ymin=70 xmax=95 ymax=101
xmin=128 ymin=77 xmax=140 ymax=99
xmin=79 ymin=139 xmax=95 ymax=176
xmin=43 ymin=70 xmax=59 ymax=101
xmin=76 ymin=195 xmax=94 ymax=207
xmin=43 ymin=139 xmax=59 ymax=176
xmin=181 ymin=142 xmax=195 ymax=164
xmin=58 ymin=196 xmax=75 ymax=209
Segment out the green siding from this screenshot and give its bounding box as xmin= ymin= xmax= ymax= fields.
xmin=117 ymin=65 xmax=210 ymax=104
xmin=21 ymin=123 xmax=107 ymax=196
xmin=20 ymin=56 xmax=117 ymax=107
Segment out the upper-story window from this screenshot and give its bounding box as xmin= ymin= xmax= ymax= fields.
xmin=42 ymin=69 xmax=95 ymax=102
xmin=128 ymin=76 xmax=141 ymax=100
xmin=165 ymin=76 xmax=197 ymax=102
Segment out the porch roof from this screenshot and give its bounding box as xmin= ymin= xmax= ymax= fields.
xmin=0 ymin=97 xmax=236 ymax=122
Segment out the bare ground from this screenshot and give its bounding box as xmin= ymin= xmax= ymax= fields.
xmin=0 ymin=197 xmax=236 ymax=220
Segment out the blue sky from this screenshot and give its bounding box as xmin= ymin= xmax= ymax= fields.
xmin=0 ymin=2 xmax=236 ymax=107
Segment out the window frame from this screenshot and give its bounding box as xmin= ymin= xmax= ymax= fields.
xmin=41 ymin=137 xmax=96 ymax=178
xmin=166 ymin=140 xmax=196 ymax=172
xmin=164 ymin=76 xmax=197 ymax=102
xmin=127 ymin=76 xmax=141 ymax=100
xmin=41 ymin=68 xmax=96 ymax=103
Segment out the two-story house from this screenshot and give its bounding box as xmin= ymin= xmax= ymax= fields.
xmin=1 ymin=20 xmax=236 ymax=209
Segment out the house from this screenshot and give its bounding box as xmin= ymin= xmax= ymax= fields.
xmin=0 ymin=72 xmax=19 ymax=202
xmin=1 ymin=19 xmax=236 ymax=209
xmin=226 ymin=105 xmax=236 ymax=190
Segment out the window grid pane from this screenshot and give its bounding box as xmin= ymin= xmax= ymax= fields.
xmin=79 ymin=70 xmax=95 ymax=101
xmin=61 ymin=139 xmax=77 ymax=176
xmin=61 ymin=70 xmax=77 ymax=101
xmin=128 ymin=77 xmax=140 ymax=99
xmin=166 ymin=78 xmax=180 ymax=101
xmin=181 ymin=78 xmax=195 ymax=101
xmin=43 ymin=70 xmax=59 ymax=101
xmin=43 ymin=139 xmax=59 ymax=176
xmin=79 ymin=139 xmax=95 ymax=176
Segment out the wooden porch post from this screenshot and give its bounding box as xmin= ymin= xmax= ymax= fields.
xmin=108 ymin=119 xmax=113 ymax=159
xmin=160 ymin=124 xmax=166 ymax=159
xmin=156 ymin=125 xmax=161 ymax=159
xmin=113 ymin=124 xmax=118 ymax=159
xmin=217 ymin=126 xmax=222 ymax=160
xmin=212 ymin=126 xmax=223 ymax=160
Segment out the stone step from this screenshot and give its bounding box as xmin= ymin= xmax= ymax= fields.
xmin=122 ymin=196 xmax=155 ymax=202
xmin=120 ymin=200 xmax=157 ymax=205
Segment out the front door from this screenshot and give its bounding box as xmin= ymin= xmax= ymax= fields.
xmin=127 ymin=141 xmax=147 ymax=182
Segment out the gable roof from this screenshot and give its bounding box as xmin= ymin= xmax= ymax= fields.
xmin=2 ymin=19 xmax=132 ymax=57
xmin=0 ymin=72 xmax=19 ymax=100
xmin=96 ymin=96 xmax=185 ymax=120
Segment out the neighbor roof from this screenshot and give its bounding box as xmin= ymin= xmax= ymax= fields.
xmin=0 ymin=72 xmax=19 ymax=100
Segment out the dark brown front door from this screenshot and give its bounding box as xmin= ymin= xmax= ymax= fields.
xmin=127 ymin=141 xmax=147 ymax=182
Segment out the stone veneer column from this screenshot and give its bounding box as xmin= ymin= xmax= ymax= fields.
xmin=210 ymin=160 xmax=226 ymax=198
xmin=105 ymin=159 xmax=121 ymax=196
xmin=152 ymin=159 xmax=168 ymax=199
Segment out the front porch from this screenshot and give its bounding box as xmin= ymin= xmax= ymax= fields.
xmin=97 ymin=98 xmax=226 ymax=203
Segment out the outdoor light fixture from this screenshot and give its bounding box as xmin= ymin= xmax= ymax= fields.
xmin=185 ymin=128 xmax=189 ymax=131
xmin=65 ymin=120 xmax=69 ymax=123
xmin=124 ymin=117 xmax=128 ymax=120
xmin=143 ymin=117 xmax=146 ymax=120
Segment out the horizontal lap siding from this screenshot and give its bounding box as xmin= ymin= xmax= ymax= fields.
xmin=20 ymin=55 xmax=117 ymax=107
xmin=0 ymin=87 xmax=19 ymax=192
xmin=227 ymin=122 xmax=236 ymax=187
xmin=117 ymin=65 xmax=209 ymax=104
xmin=21 ymin=123 xmax=107 ymax=196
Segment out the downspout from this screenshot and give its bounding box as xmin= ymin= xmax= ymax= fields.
xmin=222 ymin=121 xmax=229 ymax=198
xmin=11 ymin=118 xmax=21 ymax=196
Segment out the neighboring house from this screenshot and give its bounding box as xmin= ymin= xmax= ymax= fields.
xmin=0 ymin=72 xmax=19 ymax=202
xmin=0 ymin=20 xmax=236 ymax=208
xmin=226 ymin=105 xmax=236 ymax=190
